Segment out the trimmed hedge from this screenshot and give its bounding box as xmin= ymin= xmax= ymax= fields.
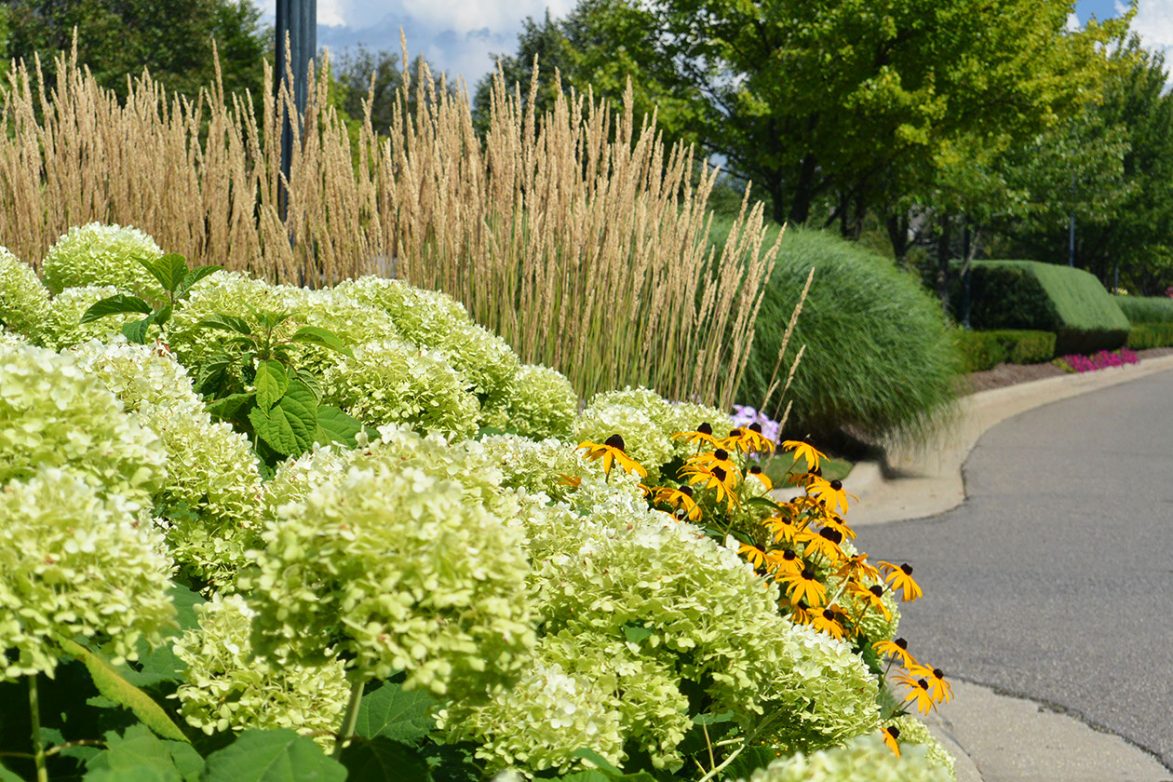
xmin=735 ymin=225 xmax=960 ymax=446
xmin=1127 ymin=323 xmax=1173 ymax=350
xmin=966 ymin=261 xmax=1130 ymax=354
xmin=1115 ymin=295 xmax=1173 ymax=324
xmin=955 ymin=329 xmax=1057 ymax=373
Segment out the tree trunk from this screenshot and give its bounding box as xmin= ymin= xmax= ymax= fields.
xmin=886 ymin=213 xmax=910 ymax=266
xmin=936 ymin=213 xmax=953 ymax=312
xmin=787 ymin=154 xmax=818 ymax=225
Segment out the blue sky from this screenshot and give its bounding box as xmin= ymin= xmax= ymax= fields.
xmin=254 ymin=1 xmax=1171 ymax=90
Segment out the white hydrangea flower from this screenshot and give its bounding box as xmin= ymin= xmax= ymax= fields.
xmin=0 ymin=467 xmax=175 ymax=681
xmin=173 ymin=594 xmax=350 ymax=751
xmin=41 ymin=223 xmax=164 ymax=299
xmin=737 ymin=734 xmax=953 ymax=782
xmin=886 ymin=716 xmax=957 ymax=780
xmin=502 ymin=364 xmax=578 ymax=439
xmin=40 ymin=285 xmax=143 ymax=349
xmin=0 ymin=246 xmax=51 ymax=341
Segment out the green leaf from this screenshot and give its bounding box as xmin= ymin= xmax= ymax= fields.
xmin=83 ymin=725 xmax=199 ymax=782
xmin=289 ymin=326 xmax=352 ymax=356
xmin=206 ymin=392 xmax=255 ymax=422
xmin=248 ymin=405 xmax=298 ymax=456
xmin=570 ymin=749 xmax=623 ymax=775
xmin=315 ymin=405 xmax=362 ymax=447
xmin=54 ymin=636 xmax=189 ymax=742
xmin=277 ymin=380 xmax=320 ymax=449
xmin=81 ymin=294 xmax=152 ymax=323
xmin=122 ymin=316 xmax=154 ymax=344
xmin=196 ymin=359 xmax=235 ymax=396
xmin=339 ymin=738 xmax=429 ymax=782
xmin=354 ymin=682 xmax=436 ymax=745
xmin=175 ymin=265 xmax=222 ymax=298
xmin=254 ymin=360 xmax=289 ymax=410
xmin=622 ymin=625 xmax=654 ymax=645
xmin=202 ymin=730 xmax=346 ymax=782
xmin=691 ymin=711 xmax=734 ymax=725
xmin=256 ymin=311 xmax=293 ymax=331
xmin=129 ymin=585 xmax=206 ymax=686
xmin=0 ymin=762 xmax=24 ymax=782
xmin=139 ymin=254 xmax=189 ymax=294
xmin=153 ymin=304 xmax=173 ymax=327
xmin=197 ymin=314 xmax=253 ymax=335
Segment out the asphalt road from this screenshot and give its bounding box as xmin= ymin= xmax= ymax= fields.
xmin=859 ymin=368 xmax=1173 ymax=770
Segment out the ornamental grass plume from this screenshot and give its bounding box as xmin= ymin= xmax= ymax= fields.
xmin=0 ymin=467 xmax=175 ymax=681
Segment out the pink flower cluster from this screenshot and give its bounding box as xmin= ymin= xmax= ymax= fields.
xmin=1056 ymin=349 xmax=1139 ymax=374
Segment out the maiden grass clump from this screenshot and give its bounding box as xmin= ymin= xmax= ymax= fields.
xmin=0 ymin=246 xmax=50 ymax=339
xmin=0 ymin=467 xmax=175 ymax=680
xmin=41 ymin=223 xmax=165 ymax=298
xmin=174 ymin=594 xmax=350 ymax=748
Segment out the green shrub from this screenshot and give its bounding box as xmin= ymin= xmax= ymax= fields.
xmin=1127 ymin=323 xmax=1173 ymax=349
xmin=966 ymin=261 xmax=1130 ymax=354
xmin=1115 ymin=295 xmax=1173 ymax=324
xmin=736 ymin=225 xmax=960 ymax=445
xmin=955 ymin=329 xmax=1056 ymax=372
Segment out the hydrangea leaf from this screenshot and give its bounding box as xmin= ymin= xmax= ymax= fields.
xmin=207 ymin=392 xmax=254 ymax=422
xmin=315 ymin=405 xmax=362 ymax=448
xmin=276 ymin=380 xmax=319 ymax=448
xmin=55 ymin=636 xmax=189 ymax=742
xmin=249 ymin=404 xmax=299 ymax=456
xmin=175 ymin=265 xmax=222 ymax=299
xmin=122 ymin=316 xmax=154 ymax=344
xmin=80 ymin=294 xmax=152 ymax=323
xmin=138 ymin=253 xmax=189 ymax=295
xmin=197 ymin=313 xmax=253 ymax=335
xmin=83 ymin=725 xmax=199 ymax=782
xmin=289 ymin=326 xmax=352 ymax=356
xmin=338 ymin=737 xmax=428 ymax=782
xmin=0 ymin=762 xmax=23 ymax=782
xmin=202 ymin=729 xmax=347 ymax=782
xmin=354 ymin=682 xmax=436 ymax=745
xmin=254 ymin=360 xmax=289 ymax=411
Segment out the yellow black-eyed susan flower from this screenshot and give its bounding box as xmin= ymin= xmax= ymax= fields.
xmin=821 ymin=512 xmax=856 ymax=540
xmin=765 ymin=548 xmax=803 ymax=578
xmin=672 ymin=421 xmax=722 ymax=449
xmin=807 ymin=476 xmax=853 ymax=514
xmin=874 ymin=637 xmax=918 ymax=668
xmin=723 ymin=424 xmax=775 ymax=455
xmin=681 ymin=465 xmax=738 ymax=509
xmin=798 ymin=526 xmax=845 ymax=564
xmin=909 ymin=664 xmax=953 ymax=705
xmin=848 ymin=580 xmax=892 ymax=621
xmin=896 ymin=673 xmax=937 ymax=714
xmin=811 ymin=606 xmax=846 ymax=639
xmin=781 ymin=439 xmax=827 ymax=472
xmin=739 ymin=543 xmax=767 ymax=570
xmin=879 ymin=561 xmax=923 ymax=602
xmin=836 ymin=553 xmax=880 ymax=583
xmin=765 ymin=515 xmax=800 ymax=544
xmin=789 ymin=599 xmax=814 ymax=625
xmin=651 ymin=485 xmax=702 ymax=521
xmin=687 ymin=448 xmax=738 ymax=475
xmin=746 ymin=465 xmax=774 ymax=491
xmin=578 ymin=434 xmax=648 ymax=478
xmin=781 ymin=566 xmax=827 ymax=607
xmin=882 ymin=725 xmax=902 ymax=757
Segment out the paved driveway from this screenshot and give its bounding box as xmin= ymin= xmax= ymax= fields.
xmin=860 ymin=369 xmax=1173 ymax=769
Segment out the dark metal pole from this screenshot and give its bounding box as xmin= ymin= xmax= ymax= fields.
xmin=1067 ymin=173 xmax=1076 ymax=268
xmin=275 ymin=0 xmax=316 ymax=222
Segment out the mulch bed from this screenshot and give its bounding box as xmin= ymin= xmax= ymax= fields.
xmin=960 ymin=347 xmax=1173 ymax=395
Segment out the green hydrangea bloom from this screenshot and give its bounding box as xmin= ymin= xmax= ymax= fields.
xmin=0 ymin=467 xmax=175 ymax=681
xmin=736 ymin=735 xmax=952 ymax=782
xmin=174 ymin=594 xmax=349 ymax=750
xmin=0 ymin=246 xmax=51 ymax=341
xmin=477 ymin=435 xmax=589 ymax=501
xmin=68 ymin=341 xmax=263 ymax=586
xmin=277 ymin=286 xmax=401 ymax=375
xmin=336 ymin=277 xmax=521 ymax=412
xmin=166 ymin=272 xmax=292 ymax=370
xmin=0 ymin=341 xmax=166 ymax=502
xmin=502 ymin=365 xmax=578 ymax=439
xmin=40 ymin=285 xmax=143 ymax=349
xmin=438 ymin=654 xmax=626 ymax=774
xmin=322 ymin=339 xmax=481 ymax=439
xmin=886 ymin=716 xmax=957 ymax=780
xmin=41 ymin=223 xmax=164 ymax=298
xmin=246 ymin=428 xmax=534 ymax=694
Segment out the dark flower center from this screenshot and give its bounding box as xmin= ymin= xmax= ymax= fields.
xmin=749 ymin=465 xmax=763 ymax=475
xmin=604 ymin=434 xmax=626 ymax=451
xmin=887 ymin=726 xmax=901 ymax=739
xmin=678 ymin=485 xmax=693 ymax=497
xmin=712 ymin=466 xmax=727 ymax=481
xmin=714 ymin=448 xmax=729 ymax=461
xmin=933 ymin=668 xmax=944 ymax=679
xmin=917 ymin=678 xmax=929 ymax=690
xmin=749 ymin=422 xmax=763 ymax=433
xmin=830 ymin=479 xmax=843 ymax=490
xmin=801 ymin=567 xmax=816 ymax=580
xmin=782 ymin=550 xmax=797 ymax=561
xmin=901 ymin=563 xmax=913 ymax=575
xmin=819 ymin=527 xmax=842 ymax=544
xmin=894 ymin=638 xmax=908 ymax=650
xmin=698 ymin=422 xmax=713 ymax=435
xmin=869 ymin=585 xmax=884 ymax=598
xmin=821 ymin=609 xmax=835 ymax=621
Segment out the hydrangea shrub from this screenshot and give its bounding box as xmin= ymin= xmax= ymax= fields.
xmin=0 ymin=246 xmax=51 ymax=340
xmin=737 ymin=735 xmax=953 ymax=782
xmin=41 ymin=223 xmax=165 ymax=298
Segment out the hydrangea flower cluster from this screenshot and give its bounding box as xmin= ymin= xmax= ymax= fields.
xmin=737 ymin=735 xmax=953 ymax=782
xmin=246 ymin=428 xmax=534 ymax=695
xmin=886 ymin=716 xmax=957 ymax=779
xmin=498 ymin=364 xmax=578 ymax=439
xmin=68 ymin=340 xmax=263 ymax=585
xmin=322 ymin=339 xmax=482 ymax=439
xmin=477 ymin=434 xmax=590 ymax=500
xmin=173 ymin=593 xmax=350 ymax=749
xmin=0 ymin=246 xmax=51 ymax=340
xmin=0 ymin=341 xmax=166 ymax=501
xmin=165 ymin=271 xmax=293 ymax=367
xmin=41 ymin=223 xmax=165 ymax=299
xmin=39 ymin=285 xmax=141 ymax=349
xmin=0 ymin=467 xmax=175 ymax=680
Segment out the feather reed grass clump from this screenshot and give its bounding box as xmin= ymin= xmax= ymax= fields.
xmin=0 ymin=44 xmax=781 ymax=405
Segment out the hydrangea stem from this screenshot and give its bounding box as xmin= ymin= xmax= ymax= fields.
xmin=28 ymin=675 xmax=48 ymax=782
xmin=332 ymin=680 xmax=365 ymax=760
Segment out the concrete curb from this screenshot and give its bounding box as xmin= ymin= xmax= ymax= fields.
xmin=845 ymin=355 xmax=1173 ymax=781
xmin=848 ymin=354 xmax=1173 ymax=527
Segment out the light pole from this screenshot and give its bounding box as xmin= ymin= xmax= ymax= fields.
xmin=275 ymin=0 xmax=316 ymax=223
